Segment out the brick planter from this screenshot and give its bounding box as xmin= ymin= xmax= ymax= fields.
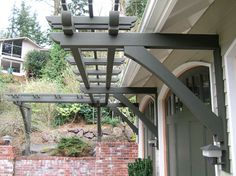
xmin=0 ymin=142 xmax=138 ymax=176
xmin=0 ymin=146 xmax=15 ymax=176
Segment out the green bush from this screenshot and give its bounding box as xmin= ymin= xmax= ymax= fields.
xmin=53 ymin=103 xmax=81 ymax=126
xmin=101 ymin=116 xmax=120 ymax=127
xmin=42 ymin=44 xmax=68 ymax=83
xmin=24 ymin=50 xmax=50 ymax=78
xmin=128 ymin=157 xmax=153 ymax=176
xmin=78 ymin=104 xmax=96 ymax=123
xmin=52 ymin=136 xmax=93 ymax=157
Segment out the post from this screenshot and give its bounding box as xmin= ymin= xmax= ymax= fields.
xmin=18 ymin=103 xmax=31 ymax=156
xmin=97 ymin=103 xmax=102 ymax=142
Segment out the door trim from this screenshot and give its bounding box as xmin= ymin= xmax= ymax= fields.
xmin=158 ymin=61 xmax=216 ymax=176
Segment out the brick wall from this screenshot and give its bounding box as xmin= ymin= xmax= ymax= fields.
xmin=0 ymin=142 xmax=138 ymax=176
xmin=0 ymin=146 xmax=15 ymax=176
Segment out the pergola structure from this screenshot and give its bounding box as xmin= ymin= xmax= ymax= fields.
xmin=4 ymin=0 xmax=229 ymax=172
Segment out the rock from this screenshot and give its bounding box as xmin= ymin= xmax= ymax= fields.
xmin=68 ymin=128 xmax=81 ymax=134
xmin=77 ymin=129 xmax=84 ymax=137
xmin=124 ymin=126 xmax=134 ymax=140
xmin=113 ymin=127 xmax=123 ymax=137
xmin=84 ymin=132 xmax=95 ymax=139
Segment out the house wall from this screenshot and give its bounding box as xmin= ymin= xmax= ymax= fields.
xmin=0 ymin=142 xmax=138 ymax=176
xmin=147 ymin=1 xmax=236 ymax=175
xmin=21 ymin=40 xmax=40 ymax=61
xmin=0 ymin=39 xmax=41 ymax=76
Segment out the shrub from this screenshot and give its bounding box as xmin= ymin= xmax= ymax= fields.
xmin=42 ymin=44 xmax=68 ymax=83
xmin=53 ymin=103 xmax=81 ymax=126
xmin=24 ymin=50 xmax=50 ymax=78
xmin=78 ymin=104 xmax=97 ymax=124
xmin=128 ymin=157 xmax=153 ymax=176
xmin=52 ymin=136 xmax=93 ymax=157
xmin=101 ymin=116 xmax=120 ymax=127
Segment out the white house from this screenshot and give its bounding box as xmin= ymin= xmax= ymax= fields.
xmin=0 ymin=37 xmax=42 ymax=76
xmin=122 ymin=0 xmax=236 ymax=176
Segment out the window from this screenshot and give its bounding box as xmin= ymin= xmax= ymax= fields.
xmin=12 ymin=62 xmax=21 ymax=73
xmin=2 ymin=40 xmax=22 ymax=58
xmin=1 ymin=59 xmax=22 ymax=73
xmin=2 ymin=41 xmax=12 ymax=56
xmin=1 ymin=59 xmax=11 ymax=71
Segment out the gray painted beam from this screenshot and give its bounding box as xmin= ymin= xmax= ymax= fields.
xmin=67 ymin=57 xmax=125 ymax=66
xmin=108 ymin=103 xmax=139 ymax=108
xmin=4 ymin=94 xmax=102 ymax=103
xmin=110 ymin=107 xmax=138 ymax=135
xmin=50 ymin=24 xmax=135 ymax=30
xmin=124 ymin=46 xmax=223 ymax=140
xmin=78 ymin=77 xmax=119 ymax=83
xmin=15 ymin=102 xmax=31 ymax=156
xmin=213 ymin=49 xmax=230 ymax=172
xmin=70 ymin=47 xmax=94 ymax=103
xmin=106 ymin=48 xmax=116 ymax=88
xmin=97 ymin=104 xmax=102 ymax=141
xmin=88 ymin=0 xmax=93 ymax=18
xmin=114 ymin=94 xmax=158 ymax=138
xmin=50 ymin=32 xmax=219 ymax=50
xmin=81 ymin=48 xmax=124 ymax=52
xmin=70 ymin=48 xmax=90 ymax=88
xmin=46 ymin=16 xmax=136 ymax=30
xmin=73 ymin=69 xmax=121 ymax=75
xmin=81 ymin=87 xmax=158 ymax=94
xmin=114 ymin=0 xmax=119 ymax=11
xmin=106 ymin=48 xmax=116 ymax=104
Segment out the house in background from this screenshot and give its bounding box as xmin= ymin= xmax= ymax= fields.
xmin=122 ymin=0 xmax=236 ymax=176
xmin=0 ymin=37 xmax=42 ymax=76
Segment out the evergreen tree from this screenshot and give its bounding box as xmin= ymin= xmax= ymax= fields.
xmin=7 ymin=1 xmax=47 ymax=46
xmin=125 ymin=0 xmax=148 ymax=19
xmin=6 ymin=4 xmax=18 ymax=38
xmin=68 ymin=0 xmax=88 ymax=16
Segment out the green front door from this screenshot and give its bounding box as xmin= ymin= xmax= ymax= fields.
xmin=166 ymin=66 xmax=215 ymax=176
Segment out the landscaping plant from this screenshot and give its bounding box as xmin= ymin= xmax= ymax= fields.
xmin=52 ymin=136 xmax=93 ymax=157
xmin=128 ymin=157 xmax=153 ymax=176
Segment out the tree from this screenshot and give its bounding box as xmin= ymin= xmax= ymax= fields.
xmin=7 ymin=4 xmax=18 ymax=38
xmin=42 ymin=44 xmax=68 ymax=82
xmin=125 ymin=0 xmax=148 ymax=19
xmin=68 ymin=0 xmax=88 ymax=16
xmin=6 ymin=1 xmax=47 ymax=46
xmin=24 ymin=50 xmax=50 ymax=79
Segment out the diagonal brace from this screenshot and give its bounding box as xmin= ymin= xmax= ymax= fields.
xmin=124 ymin=46 xmax=223 ymax=140
xmin=109 ymin=106 xmax=138 ymax=135
xmin=114 ymin=94 xmax=158 ymax=138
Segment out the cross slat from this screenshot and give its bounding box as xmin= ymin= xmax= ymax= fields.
xmin=73 ymin=69 xmax=122 ymax=76
xmin=66 ymin=57 xmax=125 ymax=66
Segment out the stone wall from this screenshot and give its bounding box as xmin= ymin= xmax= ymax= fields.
xmin=0 ymin=142 xmax=138 ymax=176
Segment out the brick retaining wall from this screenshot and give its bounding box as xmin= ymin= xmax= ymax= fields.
xmin=0 ymin=146 xmax=15 ymax=176
xmin=0 ymin=142 xmax=138 ymax=176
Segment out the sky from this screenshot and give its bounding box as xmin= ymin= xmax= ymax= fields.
xmin=0 ymin=0 xmax=112 ymax=32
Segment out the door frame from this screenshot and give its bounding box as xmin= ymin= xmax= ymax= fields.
xmin=139 ymin=95 xmax=158 ymax=175
xmin=224 ymin=38 xmax=236 ymax=174
xmin=157 ymin=61 xmax=216 ymax=176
